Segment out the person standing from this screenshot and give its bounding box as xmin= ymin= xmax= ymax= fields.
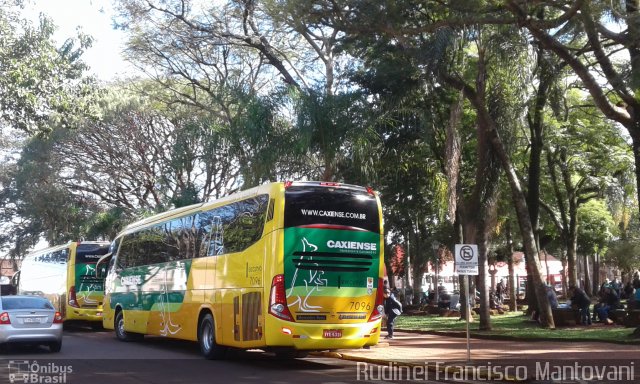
xmin=496 ymin=278 xmax=506 ymax=306
xmin=383 ymin=287 xmax=402 ymax=339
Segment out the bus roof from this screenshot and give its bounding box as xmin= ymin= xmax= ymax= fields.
xmin=24 ymin=241 xmax=110 ymax=259
xmin=122 ymin=182 xmax=278 ymax=233
xmin=119 ymin=181 xmax=376 ymax=234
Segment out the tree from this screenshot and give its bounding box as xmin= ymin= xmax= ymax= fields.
xmin=540 ymin=90 xmax=633 ymax=289
xmin=53 ymin=85 xmax=241 ymax=212
xmin=577 ymin=200 xmax=617 ymax=295
xmin=0 ymin=0 xmax=98 ymax=135
xmin=504 ymin=0 xmax=640 ymax=222
xmin=114 ymin=0 xmax=380 ymax=184
xmin=0 ymin=129 xmax=106 ymax=260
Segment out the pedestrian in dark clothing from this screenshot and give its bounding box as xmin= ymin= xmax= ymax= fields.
xmin=383 ymin=287 xmax=402 ymax=339
xmin=623 ymin=281 xmax=634 ymax=300
xmin=569 ymin=286 xmax=592 ymax=325
xmin=496 ymin=278 xmax=506 ymax=306
xmin=595 ymin=285 xmax=621 ymax=324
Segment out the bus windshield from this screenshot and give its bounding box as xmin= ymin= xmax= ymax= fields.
xmin=284 ymin=185 xmax=379 ymax=232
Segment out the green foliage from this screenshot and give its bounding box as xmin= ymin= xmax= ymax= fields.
xmin=577 ymin=200 xmax=617 ymax=255
xmin=292 ymin=88 xmax=381 ymax=183
xmin=0 ymin=130 xmax=104 ymax=256
xmin=0 ymin=4 xmax=99 ymax=135
xmin=83 ymin=207 xmax=131 ymax=241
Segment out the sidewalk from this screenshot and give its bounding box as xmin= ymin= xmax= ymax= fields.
xmin=315 ymin=331 xmax=640 ymax=382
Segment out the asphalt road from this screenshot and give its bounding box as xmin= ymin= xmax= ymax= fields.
xmin=0 ymin=324 xmax=429 ymax=384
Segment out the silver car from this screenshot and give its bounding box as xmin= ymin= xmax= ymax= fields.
xmin=0 ymin=295 xmax=63 ymax=352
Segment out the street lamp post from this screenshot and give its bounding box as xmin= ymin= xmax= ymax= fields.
xmin=432 ymin=241 xmax=440 ymax=305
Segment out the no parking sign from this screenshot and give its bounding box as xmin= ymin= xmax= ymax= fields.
xmin=454 ymin=244 xmax=478 ymax=275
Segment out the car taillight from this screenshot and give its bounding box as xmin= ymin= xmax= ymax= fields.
xmin=368 ymin=278 xmax=385 ymax=322
xmin=0 ymin=312 xmax=10 ymax=324
xmin=68 ymin=285 xmax=79 ymax=308
xmin=269 ymin=274 xmax=294 ymax=322
xmin=53 ymin=311 xmax=63 ymax=324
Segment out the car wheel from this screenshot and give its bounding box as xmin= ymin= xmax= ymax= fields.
xmin=49 ymin=341 xmax=62 ymax=353
xmin=115 ymin=311 xmax=142 ymax=342
xmin=198 ymin=313 xmax=226 ymax=359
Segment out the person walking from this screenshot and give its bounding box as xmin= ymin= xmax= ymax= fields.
xmin=383 ymin=287 xmax=402 ymax=339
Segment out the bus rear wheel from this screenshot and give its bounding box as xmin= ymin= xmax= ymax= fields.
xmin=198 ymin=313 xmax=226 ymax=359
xmin=115 ymin=311 xmax=142 ymax=342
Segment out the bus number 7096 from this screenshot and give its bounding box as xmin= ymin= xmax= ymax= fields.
xmin=349 ymin=301 xmax=371 ymax=311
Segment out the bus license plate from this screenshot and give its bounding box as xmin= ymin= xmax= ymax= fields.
xmin=323 ymin=329 xmax=342 ymax=338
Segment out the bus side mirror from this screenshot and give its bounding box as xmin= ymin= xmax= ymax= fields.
xmin=95 ymin=253 xmax=113 ymax=278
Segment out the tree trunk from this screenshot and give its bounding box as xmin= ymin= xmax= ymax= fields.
xmin=561 ymin=255 xmax=568 ymax=298
xmin=506 ymin=221 xmax=517 ymax=311
xmin=584 ymin=253 xmax=592 ymax=295
xmin=443 ymin=74 xmax=554 ymax=328
xmin=592 ymin=252 xmax=600 ymax=296
xmin=384 ymin=243 xmax=395 ymax=289
xmin=411 ymin=242 xmax=424 ymax=306
xmin=484 ymin=116 xmax=553 ymax=326
xmin=477 ymin=224 xmax=492 ymax=330
xmin=566 ymin=198 xmax=580 ymax=288
xmin=454 ymin=215 xmax=472 ymax=321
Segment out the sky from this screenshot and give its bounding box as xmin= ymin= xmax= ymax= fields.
xmin=24 ymin=0 xmax=134 ymax=81
xmin=1 ymin=1 xmax=134 ymax=260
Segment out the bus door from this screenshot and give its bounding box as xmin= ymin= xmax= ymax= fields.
xmin=203 ymin=195 xmax=269 ymax=346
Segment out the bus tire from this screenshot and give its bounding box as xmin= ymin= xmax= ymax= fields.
xmin=198 ymin=313 xmax=226 ymax=359
xmin=115 ymin=310 xmax=142 ymax=342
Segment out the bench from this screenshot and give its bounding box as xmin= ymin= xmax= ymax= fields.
xmin=609 ymin=309 xmax=627 ymax=325
xmin=623 ymin=310 xmax=640 ymax=327
xmin=552 ymin=307 xmax=581 ymax=326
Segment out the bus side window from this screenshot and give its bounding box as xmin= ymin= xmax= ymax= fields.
xmin=197 ymin=195 xmax=269 ymax=257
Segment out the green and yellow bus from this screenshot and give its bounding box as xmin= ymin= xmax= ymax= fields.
xmin=101 ymin=181 xmax=384 ymax=358
xmin=16 ymin=241 xmax=111 ymax=324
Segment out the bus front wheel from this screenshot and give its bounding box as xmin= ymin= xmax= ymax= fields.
xmin=115 ymin=311 xmax=142 ymax=342
xmin=198 ymin=313 xmax=226 ymax=359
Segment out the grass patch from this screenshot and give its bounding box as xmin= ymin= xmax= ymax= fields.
xmin=395 ymin=312 xmax=637 ymax=343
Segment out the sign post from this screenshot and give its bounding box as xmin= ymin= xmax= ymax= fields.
xmin=454 ymin=244 xmax=478 ymax=363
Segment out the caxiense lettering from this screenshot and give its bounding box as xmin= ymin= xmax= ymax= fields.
xmin=326 ymin=240 xmax=377 ymax=251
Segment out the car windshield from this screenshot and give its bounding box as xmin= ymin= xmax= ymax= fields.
xmin=1 ymin=297 xmax=53 ymax=310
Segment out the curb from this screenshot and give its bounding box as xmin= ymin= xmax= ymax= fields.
xmin=395 ymin=328 xmax=640 ymax=345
